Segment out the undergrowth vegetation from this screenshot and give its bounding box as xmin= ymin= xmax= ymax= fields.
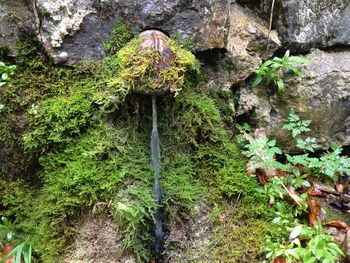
xmin=240 ymin=109 xmax=348 ymax=262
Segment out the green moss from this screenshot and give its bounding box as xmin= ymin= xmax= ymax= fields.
xmin=0 ymin=37 xmax=142 ymax=261
xmin=172 ymin=90 xmax=224 ymax=147
xmin=0 ymin=40 xmax=131 ymax=185
xmin=162 ymin=150 xmax=206 ymax=217
xmin=159 ymin=87 xmax=279 ymax=261
xmin=0 ymin=34 xmax=277 ymax=263
xmin=102 ymin=21 xmax=136 ymax=56
xmin=107 ymin=36 xmax=200 ymax=95
xmin=211 ymin=215 xmax=272 ymax=262
xmin=1 ymin=119 xmax=156 ymax=262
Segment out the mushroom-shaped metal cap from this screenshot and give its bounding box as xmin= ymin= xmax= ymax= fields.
xmin=138 ymin=30 xmax=174 ymax=70
xmin=123 ymin=29 xmax=176 ymax=95
xmin=118 ymin=29 xmax=197 ymax=95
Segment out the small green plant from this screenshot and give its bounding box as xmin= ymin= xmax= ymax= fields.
xmin=0 ymin=61 xmax=16 ymax=86
xmin=243 ymin=109 xmax=350 ymax=185
xmin=253 ymin=50 xmax=308 ymax=92
xmin=282 ymin=109 xmax=320 ymax=152
xmin=235 ymin=122 xmax=252 ymax=146
xmin=319 ymin=143 xmax=350 ymax=181
xmin=0 ymin=61 xmax=16 ymax=112
xmin=0 ymin=217 xmax=15 ymax=243
xmin=282 ymin=109 xmax=311 ymax=138
xmin=242 ymin=129 xmax=284 ymax=178
xmin=241 ymin=109 xmax=348 ymax=262
xmin=0 ymin=242 xmax=32 ymax=263
xmin=282 ymin=109 xmax=350 ymax=182
xmin=0 ymin=217 xmax=32 ymax=263
xmin=265 ymin=222 xmax=344 ymax=263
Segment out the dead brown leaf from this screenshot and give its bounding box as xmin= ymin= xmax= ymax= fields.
xmin=308 ymin=195 xmax=323 ymax=226
xmin=324 ymin=221 xmax=348 ymax=229
xmin=273 ymin=257 xmax=286 ymax=263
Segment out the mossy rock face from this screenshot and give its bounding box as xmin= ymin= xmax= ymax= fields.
xmin=0 ymin=34 xmax=276 ymax=263
xmin=109 ymin=30 xmax=200 ymax=96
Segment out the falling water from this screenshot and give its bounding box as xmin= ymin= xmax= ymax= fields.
xmin=151 ymin=95 xmax=164 ymax=262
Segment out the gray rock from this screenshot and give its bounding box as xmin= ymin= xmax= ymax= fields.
xmin=226 ymin=3 xmax=280 ymax=84
xmin=238 ymin=49 xmax=350 ymax=149
xmin=0 ymin=0 xmax=37 ymax=56
xmin=256 ymin=0 xmax=350 ymax=50
xmin=164 ymin=202 xmax=213 ymax=262
xmin=203 ymin=3 xmax=280 ymax=90
xmin=36 ymin=0 xmax=229 ymax=64
xmin=64 ymin=213 xmax=136 ymax=263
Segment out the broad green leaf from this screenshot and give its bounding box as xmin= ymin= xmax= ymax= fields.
xmin=252 ymin=75 xmax=263 ymax=87
xmin=7 ymin=231 xmax=13 ymax=241
xmin=2 ymin=72 xmax=8 ymax=80
xmin=289 ymin=225 xmax=302 ymax=240
xmin=321 ymin=253 xmax=334 ymax=263
xmin=327 ymin=243 xmax=345 ymax=256
xmin=286 ymin=65 xmax=303 ymax=76
xmin=288 ymin=56 xmax=309 ymax=64
xmin=273 ymin=57 xmax=283 ymax=63
xmin=15 ymin=246 xmax=22 ymax=263
xmin=276 ymin=79 xmax=285 ymax=92
xmin=302 ymin=180 xmax=311 ymax=187
xmin=304 ymin=255 xmax=316 ymax=263
xmin=265 ymin=251 xmax=273 ymax=258
xmin=261 ymin=60 xmax=274 ymax=68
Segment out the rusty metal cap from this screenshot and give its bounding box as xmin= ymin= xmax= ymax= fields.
xmin=138 ymin=29 xmax=174 ymax=69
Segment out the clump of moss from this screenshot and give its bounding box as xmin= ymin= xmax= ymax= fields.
xmin=0 ymin=36 xmax=144 ymax=261
xmin=1 ymin=118 xmax=156 ymax=262
xmin=162 ymin=148 xmax=206 ymax=218
xmin=157 ymin=87 xmax=279 ymax=261
xmin=102 ymin=21 xmax=135 ymax=56
xmin=108 ymin=37 xmax=200 ymax=95
xmin=211 ymin=215 xmax=272 ymax=262
xmin=172 ymin=90 xmax=224 ymax=147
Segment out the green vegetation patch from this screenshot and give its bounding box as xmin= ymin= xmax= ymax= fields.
xmin=0 ymin=27 xmax=277 ymax=263
xmin=108 ymin=37 xmax=200 ymax=95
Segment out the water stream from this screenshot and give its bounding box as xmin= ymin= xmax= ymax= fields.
xmin=151 ymin=95 xmax=164 ymax=262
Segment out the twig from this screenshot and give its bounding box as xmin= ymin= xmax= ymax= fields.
xmin=266 ymin=0 xmax=276 ymax=56
xmin=280 ymin=182 xmax=302 ymax=207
